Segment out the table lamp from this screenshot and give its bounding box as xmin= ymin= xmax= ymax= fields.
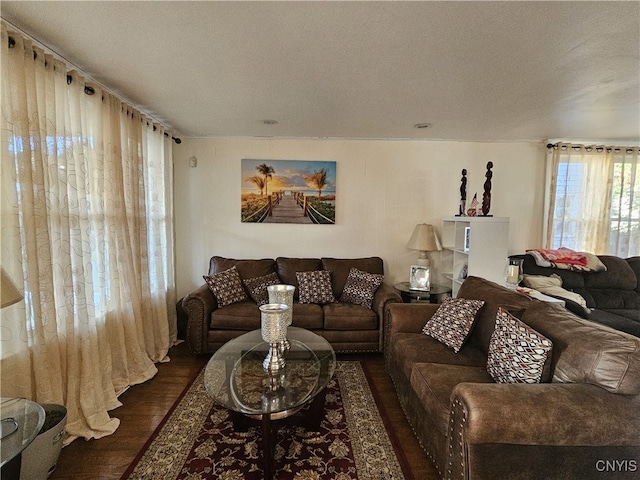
xmin=406 ymin=224 xmax=441 ymax=267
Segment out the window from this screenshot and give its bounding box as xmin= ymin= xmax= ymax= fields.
xmin=552 ymin=162 xmax=584 ymax=250
xmin=610 ymin=156 xmax=640 ymax=255
xmin=547 ymin=143 xmax=640 ymax=257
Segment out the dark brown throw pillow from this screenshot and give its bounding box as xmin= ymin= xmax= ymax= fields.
xmin=203 ymin=266 xmax=247 ymax=307
xmin=422 ymin=297 xmax=485 ymax=352
xmin=243 ymin=272 xmax=281 ymax=305
xmin=296 ymin=270 xmax=336 ymax=304
xmin=339 ymin=267 xmax=384 ymax=309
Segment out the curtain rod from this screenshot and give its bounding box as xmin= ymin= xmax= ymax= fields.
xmin=547 ymin=142 xmax=637 ymax=153
xmin=3 ymin=23 xmax=181 ymax=144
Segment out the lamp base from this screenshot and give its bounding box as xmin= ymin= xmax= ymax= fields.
xmin=415 ymin=253 xmax=430 ymax=267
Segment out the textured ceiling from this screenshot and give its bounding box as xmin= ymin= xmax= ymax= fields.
xmin=2 ymin=1 xmax=639 ymax=143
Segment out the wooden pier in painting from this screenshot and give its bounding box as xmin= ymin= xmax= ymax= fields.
xmin=263 ymin=194 xmax=312 ymax=224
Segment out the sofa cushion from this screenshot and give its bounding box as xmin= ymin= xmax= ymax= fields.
xmin=521 ymin=302 xmax=640 ymax=394
xmin=242 ymin=272 xmax=282 ymax=305
xmin=296 ymin=270 xmax=337 ymax=304
xmin=588 ymin=288 xmax=640 ymax=310
xmin=338 ymin=267 xmax=384 ymax=309
xmin=276 ymin=258 xmax=322 ymax=299
xmin=583 ymin=255 xmax=636 ymax=290
xmin=321 ymin=257 xmax=384 ymax=297
xmin=290 ymin=303 xmax=324 ymax=329
xmin=203 ymin=266 xmax=247 ymax=307
xmin=211 ymin=300 xmax=324 ymax=331
xmin=410 ymin=363 xmax=493 ymax=435
xmin=582 ymin=256 xmax=640 ymax=311
xmin=209 ymin=256 xmax=275 ymax=279
xmin=486 ymin=307 xmax=553 ymax=384
xmin=322 ymin=302 xmax=378 ymax=330
xmin=389 ymin=332 xmax=487 ymax=383
xmin=599 ymin=308 xmax=640 ymax=322
xmin=422 ymin=297 xmax=485 ymax=353
xmin=588 ymin=309 xmax=640 ymax=337
xmin=210 ymin=300 xmax=259 ymax=329
xmin=626 ymin=256 xmax=640 ymax=293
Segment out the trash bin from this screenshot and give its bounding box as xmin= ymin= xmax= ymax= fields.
xmin=20 ymin=404 xmax=67 ymax=480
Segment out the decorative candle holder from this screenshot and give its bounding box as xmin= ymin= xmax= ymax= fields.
xmin=504 ymin=257 xmax=524 ymax=289
xmin=260 ymin=303 xmax=289 ymax=373
xmin=267 ymin=284 xmax=295 ymax=351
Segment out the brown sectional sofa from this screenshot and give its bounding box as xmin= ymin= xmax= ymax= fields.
xmin=385 ymin=276 xmax=640 ymax=480
xmin=182 ymin=256 xmax=402 ymax=354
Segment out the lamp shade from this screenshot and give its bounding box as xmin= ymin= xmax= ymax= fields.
xmin=1 ymin=267 xmax=23 ymax=308
xmin=406 ymin=224 xmax=442 ymax=252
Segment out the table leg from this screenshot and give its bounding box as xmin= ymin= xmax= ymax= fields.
xmin=229 ymin=386 xmax=329 ymax=478
xmin=262 ymin=413 xmax=277 ymax=480
xmin=231 ymin=410 xmax=250 ymax=432
xmin=302 ymin=386 xmax=327 ymax=431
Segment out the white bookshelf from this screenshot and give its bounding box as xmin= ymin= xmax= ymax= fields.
xmin=440 ymin=216 xmax=510 ymax=296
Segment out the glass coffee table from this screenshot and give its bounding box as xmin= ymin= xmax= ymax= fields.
xmin=204 ymin=327 xmax=336 ymax=479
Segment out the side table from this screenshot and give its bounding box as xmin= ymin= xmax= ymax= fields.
xmin=394 ymin=282 xmax=452 ymax=304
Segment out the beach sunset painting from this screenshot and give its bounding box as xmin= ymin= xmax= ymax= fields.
xmin=241 ymin=159 xmax=337 ymax=224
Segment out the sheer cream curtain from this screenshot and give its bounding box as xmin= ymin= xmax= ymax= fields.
xmin=609 ymin=147 xmax=640 ymax=257
xmin=546 ymin=143 xmax=613 ymax=253
xmin=1 ymin=25 xmax=176 ymax=441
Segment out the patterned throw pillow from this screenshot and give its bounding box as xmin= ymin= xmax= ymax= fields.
xmin=203 ymin=266 xmax=247 ymax=307
xmin=296 ymin=270 xmax=336 ymax=304
xmin=339 ymin=267 xmax=384 ymax=309
xmin=422 ymin=297 xmax=485 ymax=353
xmin=486 ymin=307 xmax=553 ymax=384
xmin=243 ymin=272 xmax=281 ymax=305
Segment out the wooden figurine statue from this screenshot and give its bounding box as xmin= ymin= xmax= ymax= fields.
xmin=458 ymin=168 xmax=467 ymax=216
xmin=481 ymin=161 xmax=493 ymax=216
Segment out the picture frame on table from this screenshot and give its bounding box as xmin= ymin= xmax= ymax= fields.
xmin=409 ymin=265 xmax=430 ymax=291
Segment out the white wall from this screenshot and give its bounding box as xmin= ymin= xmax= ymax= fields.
xmin=173 ymin=137 xmax=546 ymax=297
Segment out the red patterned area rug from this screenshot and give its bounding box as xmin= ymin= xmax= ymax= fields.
xmin=121 ymin=361 xmax=410 ymax=480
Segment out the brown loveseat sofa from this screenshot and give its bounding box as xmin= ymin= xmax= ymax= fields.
xmin=182 ymin=256 xmax=402 ymax=354
xmin=386 ymin=276 xmax=640 ymax=480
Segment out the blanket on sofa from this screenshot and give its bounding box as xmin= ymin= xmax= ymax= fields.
xmin=526 ymin=248 xmax=607 ymax=272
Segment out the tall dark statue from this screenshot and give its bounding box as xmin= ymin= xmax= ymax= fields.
xmin=458 ymin=169 xmax=467 ymax=216
xmin=481 ymin=161 xmax=493 ymax=216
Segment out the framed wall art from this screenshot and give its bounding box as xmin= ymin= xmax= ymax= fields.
xmin=241 ymin=159 xmax=336 ymax=224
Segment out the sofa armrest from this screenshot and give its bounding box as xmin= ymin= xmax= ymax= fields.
xmin=386 ymin=302 xmax=439 ymax=334
xmin=372 ymin=283 xmax=403 ymax=318
xmin=383 ymin=302 xmax=439 ymax=355
xmin=447 ymin=382 xmax=640 ymax=479
xmin=182 ymin=284 xmax=217 ymax=354
xmin=372 ymin=283 xmax=403 ymax=351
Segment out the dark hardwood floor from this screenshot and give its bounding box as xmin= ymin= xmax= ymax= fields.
xmin=49 ymin=342 xmax=439 ymax=480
